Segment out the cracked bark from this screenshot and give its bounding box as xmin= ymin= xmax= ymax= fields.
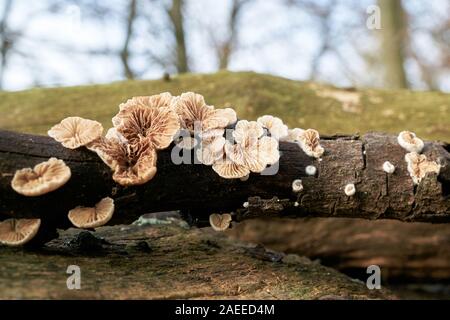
xmin=0 ymin=129 xmax=449 ymax=242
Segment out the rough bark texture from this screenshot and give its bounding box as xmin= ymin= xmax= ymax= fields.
xmin=230 ymin=217 xmax=450 ymax=282
xmin=0 ymin=220 xmax=394 ymax=299
xmin=0 ymin=130 xmax=449 ymax=238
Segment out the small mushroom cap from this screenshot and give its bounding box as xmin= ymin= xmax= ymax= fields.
xmin=292 ymin=179 xmax=304 ymax=192
xmin=11 ymin=158 xmax=71 ymax=196
xmin=344 ymin=183 xmax=356 ymax=196
xmin=397 ymin=131 xmax=424 ymax=153
xmin=232 ymin=120 xmax=264 ymax=144
xmin=68 ymin=197 xmax=115 ymax=229
xmin=305 ymin=165 xmax=317 ymax=176
xmin=209 ymin=213 xmax=232 ymax=232
xmin=281 ymin=128 xmax=305 ymax=142
xmin=0 ymin=218 xmax=41 ymax=246
xmin=298 ymin=129 xmax=324 ymax=158
xmin=257 ymin=115 xmax=289 ymax=140
xmin=405 ymin=152 xmax=440 ymax=185
xmin=382 ymin=161 xmax=395 ymax=174
xmin=48 ymin=117 xmax=104 ymax=149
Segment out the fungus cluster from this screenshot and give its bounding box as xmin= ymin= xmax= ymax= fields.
xmin=396 ymin=131 xmax=440 ymax=185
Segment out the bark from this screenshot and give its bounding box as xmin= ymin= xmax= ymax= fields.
xmin=378 ymin=0 xmax=408 ymax=88
xmin=0 ymin=129 xmax=449 ymax=237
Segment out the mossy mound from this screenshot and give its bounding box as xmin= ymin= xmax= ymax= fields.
xmin=0 ymin=71 xmax=448 ymax=141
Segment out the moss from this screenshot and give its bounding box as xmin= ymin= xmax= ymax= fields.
xmin=0 ymin=71 xmax=448 ymax=141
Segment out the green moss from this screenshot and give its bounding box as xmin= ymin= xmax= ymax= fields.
xmin=0 ymin=71 xmax=449 ymax=141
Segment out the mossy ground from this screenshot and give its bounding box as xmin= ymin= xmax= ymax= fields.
xmin=0 ymin=71 xmax=448 ymax=141
xmin=0 ymin=223 xmax=393 ymax=299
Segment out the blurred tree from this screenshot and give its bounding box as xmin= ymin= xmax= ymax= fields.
xmin=167 ymin=0 xmax=189 ymax=73
xmin=0 ymin=0 xmax=14 ymax=89
xmin=378 ymin=0 xmax=408 ymax=88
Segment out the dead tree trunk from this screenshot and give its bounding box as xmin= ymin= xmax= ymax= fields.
xmin=0 ymin=130 xmax=449 ymax=237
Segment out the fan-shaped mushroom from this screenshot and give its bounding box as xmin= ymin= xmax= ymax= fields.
xmin=298 ymin=129 xmax=324 ymax=158
xmin=404 ymin=152 xmax=440 ymax=185
xmin=281 ymin=128 xmax=305 ymax=142
xmin=397 ymin=131 xmax=424 ymax=153
xmin=48 ymin=117 xmax=103 ymax=149
xmin=11 ymin=158 xmax=71 ymax=196
xmin=92 ymin=138 xmax=157 ymax=186
xmin=68 ymin=197 xmax=115 ymax=229
xmin=0 ymin=218 xmax=41 ymax=246
xmin=344 ymin=183 xmax=356 ymax=196
xmin=174 ymin=92 xmax=236 ymax=134
xmin=257 ymin=115 xmax=288 ymax=140
xmin=209 ymin=213 xmax=232 ymax=232
xmin=113 ymin=102 xmax=180 ymax=150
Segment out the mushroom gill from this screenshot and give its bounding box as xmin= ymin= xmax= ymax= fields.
xmin=11 ymin=158 xmax=71 ymax=196
xmin=298 ymin=129 xmax=324 ymax=158
xmin=48 ymin=116 xmax=104 ymax=149
xmin=257 ymin=115 xmax=288 ymax=140
xmin=92 ymin=138 xmax=157 ymax=186
xmin=0 ymin=218 xmax=41 ymax=246
xmin=68 ymin=197 xmax=115 ymax=229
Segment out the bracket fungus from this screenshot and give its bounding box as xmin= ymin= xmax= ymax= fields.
xmin=383 ymin=161 xmax=395 ymax=174
xmin=112 ymin=95 xmax=180 ymax=150
xmin=281 ymin=128 xmax=305 ymax=142
xmin=292 ymin=179 xmax=304 ymax=193
xmin=92 ymin=138 xmax=157 ymax=186
xmin=209 ymin=213 xmax=232 ymax=232
xmin=344 ymin=183 xmax=356 ymax=196
xmin=257 ymin=115 xmax=289 ymax=140
xmin=298 ymin=129 xmax=324 ymax=158
xmin=48 ymin=116 xmax=103 ymax=149
xmin=212 ymin=120 xmax=280 ymax=179
xmin=405 ymin=152 xmax=441 ymax=185
xmin=11 ymin=158 xmax=71 ymax=196
xmin=397 ymin=131 xmax=424 ymax=153
xmin=174 ymin=92 xmax=236 ymax=134
xmin=68 ymin=197 xmax=115 ymax=229
xmin=0 ymin=218 xmax=41 ymax=246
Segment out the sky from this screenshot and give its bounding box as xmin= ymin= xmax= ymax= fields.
xmin=2 ymin=0 xmax=449 ymax=92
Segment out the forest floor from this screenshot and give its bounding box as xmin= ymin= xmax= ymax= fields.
xmin=0 ymin=218 xmax=394 ymax=299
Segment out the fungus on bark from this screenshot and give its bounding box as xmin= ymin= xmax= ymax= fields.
xmin=298 ymin=129 xmax=324 ymax=158
xmin=281 ymin=128 xmax=305 ymax=142
xmin=292 ymin=179 xmax=304 ymax=193
xmin=209 ymin=213 xmax=232 ymax=231
xmin=305 ymin=165 xmax=317 ymax=176
xmin=11 ymin=158 xmax=71 ymax=196
xmin=383 ymin=161 xmax=395 ymax=174
xmin=397 ymin=131 xmax=424 ymax=153
xmin=404 ymin=152 xmax=441 ymax=185
xmin=68 ymin=197 xmax=115 ymax=228
xmin=48 ymin=116 xmax=103 ymax=149
xmin=0 ymin=218 xmax=41 ymax=246
xmin=344 ymin=183 xmax=356 ymax=196
xmin=91 ymin=138 xmax=157 ymax=186
xmin=257 ymin=115 xmax=288 ymax=140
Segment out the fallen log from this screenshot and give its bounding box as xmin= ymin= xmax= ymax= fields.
xmin=0 ymin=129 xmax=449 ymax=241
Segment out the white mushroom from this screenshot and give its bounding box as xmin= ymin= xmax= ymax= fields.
xmin=382 ymin=161 xmax=395 ymax=174
xmin=298 ymin=129 xmax=324 ymax=158
xmin=243 ymin=201 xmax=249 ymax=208
xmin=344 ymin=183 xmax=356 ymax=196
xmin=68 ymin=197 xmax=115 ymax=229
xmin=209 ymin=213 xmax=232 ymax=232
xmin=256 ymin=115 xmax=289 ymax=140
xmin=404 ymin=152 xmax=441 ymax=185
xmin=397 ymin=131 xmax=424 ymax=153
xmin=11 ymin=158 xmax=71 ymax=196
xmin=0 ymin=218 xmax=41 ymax=246
xmin=305 ymin=165 xmax=317 ymax=176
xmin=292 ymin=179 xmax=304 ymax=193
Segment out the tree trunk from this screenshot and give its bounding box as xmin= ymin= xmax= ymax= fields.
xmin=168 ymin=0 xmax=189 ymax=73
xmin=378 ymin=0 xmax=408 ymax=88
xmin=0 ymin=130 xmax=449 ymax=240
